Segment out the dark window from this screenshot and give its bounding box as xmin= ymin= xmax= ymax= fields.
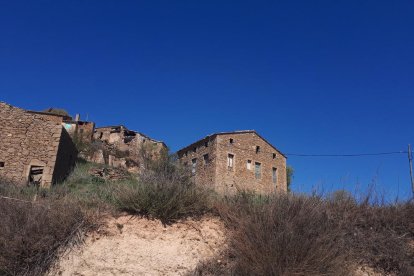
xmin=273 ymin=153 xmax=277 ymax=159
xmin=203 ymin=154 xmax=209 ymax=164
xmin=255 ymin=162 xmax=261 ymax=179
xmin=256 ymin=146 xmax=261 ymax=154
xmin=193 ymin=147 xmax=197 ymax=153
xmin=229 ymin=138 xmax=234 ymax=144
xmin=272 ymin=167 xmax=277 ymax=184
xmin=0 ymin=162 xmax=4 ymax=168
xmin=205 ymin=141 xmax=209 ymax=147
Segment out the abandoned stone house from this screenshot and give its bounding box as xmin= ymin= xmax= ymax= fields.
xmin=89 ymin=125 xmax=167 ymax=173
xmin=27 ymin=110 xmax=95 ymax=142
xmin=177 ymin=130 xmax=287 ymax=194
xmin=62 ymin=114 xmax=95 ymax=142
xmin=0 ymin=102 xmax=77 ymax=187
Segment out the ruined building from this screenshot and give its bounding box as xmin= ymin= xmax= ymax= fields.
xmin=62 ymin=114 xmax=95 ymax=142
xmin=89 ymin=125 xmax=167 ymax=173
xmin=177 ymin=130 xmax=287 ymax=194
xmin=0 ymin=102 xmax=77 ymax=187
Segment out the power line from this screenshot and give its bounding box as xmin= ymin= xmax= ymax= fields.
xmin=214 ymin=141 xmax=410 ymax=158
xmin=285 ymin=151 xmax=408 ymax=157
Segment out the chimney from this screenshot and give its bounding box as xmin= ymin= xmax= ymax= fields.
xmin=75 ymin=114 xmax=80 ymax=122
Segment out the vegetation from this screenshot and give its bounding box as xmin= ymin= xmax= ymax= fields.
xmin=0 ymin=192 xmax=95 ymax=276
xmin=196 ymin=192 xmax=414 ymax=275
xmin=286 ymin=165 xmax=294 ymax=192
xmin=1 ymin=156 xmax=413 ymax=275
xmin=42 ymin=107 xmax=70 ymax=117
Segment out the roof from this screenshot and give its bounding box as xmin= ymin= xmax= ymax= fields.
xmin=26 ymin=110 xmax=72 ymax=119
xmin=177 ymin=130 xmax=286 ymax=158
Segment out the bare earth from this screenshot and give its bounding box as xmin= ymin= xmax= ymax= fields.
xmin=51 ymin=215 xmax=227 ymax=276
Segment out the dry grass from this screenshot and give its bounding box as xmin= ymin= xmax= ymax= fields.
xmin=0 ymin=195 xmax=96 ymax=276
xmin=195 ymin=192 xmax=414 ymax=276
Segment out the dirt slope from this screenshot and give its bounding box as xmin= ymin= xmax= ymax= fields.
xmin=50 ymin=215 xmax=226 ymax=276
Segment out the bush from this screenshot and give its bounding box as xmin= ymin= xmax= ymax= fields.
xmin=196 ymin=192 xmax=414 ymax=275
xmin=0 ymin=197 xmax=95 ymax=276
xmin=112 ymin=154 xmax=212 ymax=224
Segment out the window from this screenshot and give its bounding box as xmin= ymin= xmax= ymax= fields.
xmin=227 ymin=154 xmax=234 ymax=170
xmin=255 ymin=162 xmax=261 ymax=179
xmin=273 ymin=153 xmax=277 ymax=159
xmin=203 ymin=154 xmax=209 ymax=165
xmin=0 ymin=162 xmax=4 ymax=168
xmin=229 ymin=138 xmax=234 ymax=144
xmin=192 ymin=158 xmax=197 ymax=174
xmin=256 ymin=146 xmax=261 ymax=154
xmin=205 ymin=141 xmax=209 ymax=147
xmin=193 ymin=147 xmax=197 ymax=153
xmin=247 ymin=160 xmax=252 ymax=170
xmin=272 ymin=167 xmax=277 ymax=184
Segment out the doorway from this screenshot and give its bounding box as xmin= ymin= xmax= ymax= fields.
xmin=28 ymin=166 xmax=44 ymax=187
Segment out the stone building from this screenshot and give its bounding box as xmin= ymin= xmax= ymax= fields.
xmin=0 ymin=102 xmax=77 ymax=187
xmin=89 ymin=125 xmax=167 ymax=173
xmin=177 ymin=130 xmax=287 ymax=194
xmin=62 ymin=114 xmax=95 ymax=142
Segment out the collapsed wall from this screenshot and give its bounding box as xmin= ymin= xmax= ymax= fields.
xmin=87 ymin=125 xmax=167 ymax=173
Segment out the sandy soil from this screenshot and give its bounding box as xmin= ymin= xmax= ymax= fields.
xmin=50 ymin=215 xmax=227 ymax=276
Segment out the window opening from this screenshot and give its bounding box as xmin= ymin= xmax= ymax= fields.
xmin=203 ymin=154 xmax=209 ymax=165
xmin=192 ymin=158 xmax=197 ymax=174
xmin=272 ymin=167 xmax=277 ymax=184
xmin=255 ymin=162 xmax=261 ymax=179
xmin=228 ymin=154 xmax=234 ymax=170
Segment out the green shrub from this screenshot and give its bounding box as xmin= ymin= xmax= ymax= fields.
xmin=112 ymin=155 xmax=212 ymax=224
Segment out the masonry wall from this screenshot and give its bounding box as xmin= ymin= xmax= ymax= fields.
xmin=177 ymin=137 xmax=217 ymax=189
xmin=214 ymin=133 xmax=287 ymax=194
xmin=91 ymin=126 xmax=167 ymax=173
xmin=177 ymin=132 xmax=287 ymax=194
xmin=0 ymin=102 xmax=76 ymax=187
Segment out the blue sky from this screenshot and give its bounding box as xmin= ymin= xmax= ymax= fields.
xmin=1 ymin=1 xmax=413 ymax=200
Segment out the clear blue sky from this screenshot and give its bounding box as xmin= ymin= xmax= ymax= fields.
xmin=1 ymin=1 xmax=413 ymax=200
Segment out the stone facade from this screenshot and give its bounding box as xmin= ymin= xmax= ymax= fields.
xmin=177 ymin=131 xmax=287 ymax=194
xmin=63 ymin=120 xmax=95 ymax=142
xmin=89 ymin=125 xmax=167 ymax=173
xmin=0 ymin=102 xmax=77 ymax=187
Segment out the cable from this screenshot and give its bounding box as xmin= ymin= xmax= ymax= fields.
xmin=285 ymin=151 xmax=407 ymax=157
xmin=214 ymin=141 xmax=409 ymax=158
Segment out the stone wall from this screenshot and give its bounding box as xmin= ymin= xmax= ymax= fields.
xmin=178 ymin=131 xmax=287 ymax=194
xmin=63 ymin=121 xmax=95 ymax=142
xmin=90 ymin=126 xmax=167 ymax=173
xmin=214 ymin=132 xmax=287 ymax=194
xmin=177 ymin=136 xmax=217 ymax=189
xmin=0 ymin=102 xmax=77 ymax=187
